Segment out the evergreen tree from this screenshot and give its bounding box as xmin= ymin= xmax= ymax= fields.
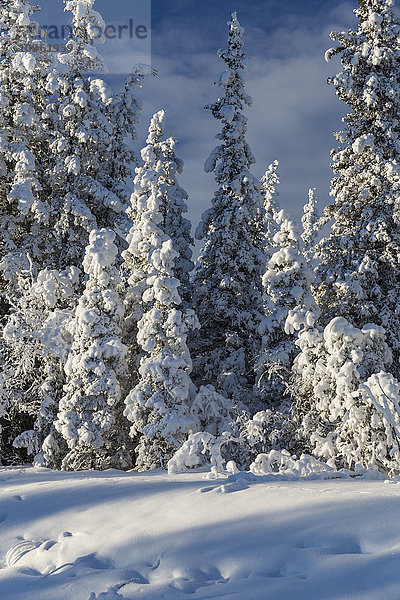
xmin=124 ymin=239 xmax=199 ymax=470
xmin=0 ymin=0 xmax=58 ymax=305
xmin=0 ymin=0 xmax=62 ymax=461
xmin=1 ymin=0 xmax=143 ymax=463
xmin=317 ymin=0 xmax=400 ymax=378
xmin=261 ymin=160 xmax=280 ymax=245
xmin=192 ymin=12 xmax=266 ymax=405
xmin=55 ymin=229 xmax=128 ymax=471
xmin=121 ymin=110 xmax=194 ymax=397
xmin=123 ymin=111 xmax=198 ymax=470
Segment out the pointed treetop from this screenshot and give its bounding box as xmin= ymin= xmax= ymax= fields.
xmin=273 ymin=210 xmax=302 ymax=252
xmin=260 ymin=161 xmax=281 ymax=247
xmin=302 ymin=187 xmax=319 ymax=250
xmin=261 ymin=161 xmax=280 ymax=208
xmin=204 ymin=10 xmax=254 ymax=184
xmin=219 ymin=11 xmax=245 ymax=66
xmin=326 ymin=0 xmax=399 ymax=63
xmin=140 ymin=109 xmax=183 ymax=175
xmin=228 ymin=11 xmax=243 ymax=33
xmin=146 ymin=109 xmax=165 ymax=145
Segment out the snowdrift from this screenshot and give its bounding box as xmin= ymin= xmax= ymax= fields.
xmin=1 ymin=466 xmax=400 ymax=599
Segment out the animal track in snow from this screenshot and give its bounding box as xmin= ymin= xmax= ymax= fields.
xmin=6 ymin=541 xmax=42 ymax=567
xmin=5 ymin=532 xmax=112 ymax=580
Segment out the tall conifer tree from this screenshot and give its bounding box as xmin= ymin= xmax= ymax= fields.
xmin=0 ymin=0 xmax=60 ymax=461
xmin=192 ymin=13 xmax=266 ymax=406
xmin=123 ymin=111 xmax=198 ymax=470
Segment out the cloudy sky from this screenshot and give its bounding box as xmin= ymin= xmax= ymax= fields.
xmin=39 ymin=0 xmax=358 ymax=229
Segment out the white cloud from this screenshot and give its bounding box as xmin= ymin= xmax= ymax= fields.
xmin=102 ymin=1 xmax=356 ymax=242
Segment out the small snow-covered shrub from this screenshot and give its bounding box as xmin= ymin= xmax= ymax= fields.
xmin=239 ymin=409 xmax=295 ymax=453
xmin=250 ymin=449 xmax=338 ymax=479
xmin=13 ymin=430 xmax=39 ymax=457
xmin=168 ymin=409 xmax=296 ymax=475
xmin=167 ymin=432 xmax=231 ymax=474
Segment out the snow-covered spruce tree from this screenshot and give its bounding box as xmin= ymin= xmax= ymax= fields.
xmin=294 ymin=316 xmax=400 ymax=475
xmin=0 ymin=0 xmax=59 ymax=307
xmin=246 ymin=174 xmax=320 ymax=457
xmin=123 ymin=111 xmax=198 ymax=470
xmin=0 ymin=0 xmax=105 ymax=463
xmin=54 ymin=229 xmax=129 ymax=471
xmin=121 ymin=110 xmax=194 ymax=398
xmin=192 ymin=12 xmax=266 ymax=406
xmin=0 ymin=0 xmax=141 ymax=464
xmin=0 ymin=0 xmax=63 ymax=462
xmin=318 ymin=0 xmax=400 ymax=378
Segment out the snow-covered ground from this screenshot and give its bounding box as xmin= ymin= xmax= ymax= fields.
xmin=1 ymin=467 xmax=400 ymax=600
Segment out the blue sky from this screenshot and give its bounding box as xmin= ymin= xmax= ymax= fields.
xmin=38 ymin=0 xmax=358 ymax=229
xmin=147 ymin=0 xmax=357 ymax=227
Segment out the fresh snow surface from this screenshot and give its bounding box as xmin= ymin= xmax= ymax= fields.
xmin=1 ymin=468 xmax=400 ymax=599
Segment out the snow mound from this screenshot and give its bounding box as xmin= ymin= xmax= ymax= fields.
xmin=250 ymin=450 xmax=347 ymax=479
